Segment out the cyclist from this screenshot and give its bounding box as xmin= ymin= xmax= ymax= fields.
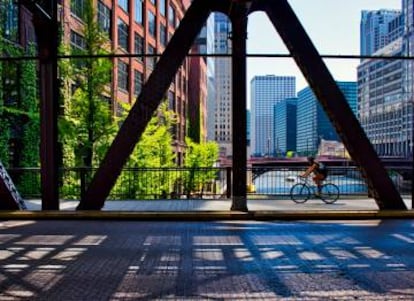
xmin=300 ymin=156 xmax=327 ymax=196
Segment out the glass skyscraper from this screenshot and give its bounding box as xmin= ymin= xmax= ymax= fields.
xmin=360 ymin=9 xmax=401 ymax=56
xmin=274 ymin=98 xmax=297 ymax=155
xmin=250 ymin=75 xmax=296 ymax=157
xmin=296 ymin=82 xmax=357 ymax=155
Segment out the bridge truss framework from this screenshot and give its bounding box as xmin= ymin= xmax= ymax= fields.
xmin=1 ymin=0 xmax=407 ymax=211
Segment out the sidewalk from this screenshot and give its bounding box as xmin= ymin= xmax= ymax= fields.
xmin=4 ymin=197 xmax=411 ymax=220
xmin=23 ymin=197 xmax=412 ymax=211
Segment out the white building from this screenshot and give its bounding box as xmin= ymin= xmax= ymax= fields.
xmin=208 ymin=13 xmax=232 ymax=158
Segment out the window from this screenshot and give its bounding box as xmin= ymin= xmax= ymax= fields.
xmin=134 ymin=0 xmax=143 ymax=24
xmin=134 ymin=33 xmax=144 ymax=62
xmin=118 ymin=60 xmax=129 ymax=91
xmin=146 ymin=45 xmax=156 ymax=71
xmin=159 ymin=0 xmax=166 ymax=16
xmin=70 ymin=31 xmax=86 ymax=69
xmin=118 ymin=0 xmax=129 ymax=12
xmin=168 ymin=90 xmax=175 ymax=111
xmin=134 ymin=70 xmax=143 ymax=95
xmin=148 ymin=11 xmax=157 ymax=38
xmin=98 ymin=1 xmax=111 ymax=38
xmin=117 ymin=19 xmax=129 ymax=51
xmin=1 ymin=0 xmax=18 ymax=42
xmin=71 ymin=0 xmax=85 ymax=19
xmin=168 ymin=5 xmax=176 ymax=27
xmin=150 ymin=0 xmax=156 ymax=6
xmin=160 ymin=24 xmax=167 ymax=47
xmin=70 ymin=30 xmax=86 ymax=50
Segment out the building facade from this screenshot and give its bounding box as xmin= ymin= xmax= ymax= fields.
xmin=297 ymin=82 xmax=357 ymax=155
xmin=358 ymin=2 xmax=413 ymax=158
xmin=402 ymin=0 xmax=414 ymax=157
xmin=274 ymin=98 xmax=297 ymax=155
xmin=360 ymin=9 xmax=402 ymax=56
xmin=250 ymin=75 xmax=296 ymax=157
xmin=209 ymin=13 xmax=232 ymax=158
xmin=63 ymin=0 xmax=190 ymax=164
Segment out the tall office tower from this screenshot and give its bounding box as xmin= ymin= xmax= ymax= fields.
xmin=274 ymin=98 xmax=297 ymax=154
xmin=211 ymin=13 xmax=232 ymax=158
xmin=402 ymin=0 xmax=414 ymax=157
xmin=358 ymin=2 xmax=413 ymax=158
xmin=61 ymin=0 xmax=190 ymax=165
xmin=360 ymin=9 xmax=401 ymax=56
xmin=297 ymin=82 xmax=357 ymax=156
xmin=250 ymin=75 xmax=296 ymax=157
xmin=204 ymin=14 xmax=217 ymax=146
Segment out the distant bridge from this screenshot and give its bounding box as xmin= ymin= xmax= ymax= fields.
xmin=249 ymin=157 xmax=413 ymax=169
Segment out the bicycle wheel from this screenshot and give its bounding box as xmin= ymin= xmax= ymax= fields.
xmin=320 ymin=183 xmax=339 ymax=204
xmin=290 ymin=183 xmax=310 ymax=203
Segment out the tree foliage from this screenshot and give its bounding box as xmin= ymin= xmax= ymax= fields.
xmin=183 ymin=138 xmax=219 ymax=197
xmin=59 ymin=0 xmax=115 ymax=168
xmin=114 ymin=101 xmax=178 ymax=199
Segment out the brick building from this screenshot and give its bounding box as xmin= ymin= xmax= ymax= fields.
xmin=62 ymin=0 xmax=191 ymax=164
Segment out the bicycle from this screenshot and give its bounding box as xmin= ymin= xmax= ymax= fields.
xmin=290 ymin=176 xmax=340 ymax=204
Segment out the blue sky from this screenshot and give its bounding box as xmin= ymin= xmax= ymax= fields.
xmin=246 ymin=0 xmax=402 ymax=104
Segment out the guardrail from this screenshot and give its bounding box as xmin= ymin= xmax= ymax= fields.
xmin=6 ymin=166 xmax=411 ymax=200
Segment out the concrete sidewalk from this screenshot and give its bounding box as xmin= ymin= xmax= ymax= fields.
xmin=0 ymin=197 xmax=409 ymax=220
xmin=23 ymin=197 xmax=413 ymax=212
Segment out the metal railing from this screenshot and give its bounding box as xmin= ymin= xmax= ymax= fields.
xmin=6 ymin=166 xmax=411 ymax=200
xmin=250 ymin=166 xmax=411 ymax=197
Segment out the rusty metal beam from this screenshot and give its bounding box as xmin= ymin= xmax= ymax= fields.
xmin=230 ymin=3 xmax=248 ymax=211
xmin=36 ymin=4 xmax=60 ymax=210
xmin=262 ymin=0 xmax=406 ymax=210
xmin=18 ymin=0 xmax=60 ymax=210
xmin=77 ymin=0 xmax=212 ymax=210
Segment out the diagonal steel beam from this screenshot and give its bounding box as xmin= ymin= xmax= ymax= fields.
xmin=77 ymin=0 xmax=212 ymax=210
xmin=261 ymin=0 xmax=406 ymax=210
xmin=0 ymin=161 xmax=26 ymax=210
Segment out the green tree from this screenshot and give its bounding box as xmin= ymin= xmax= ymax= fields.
xmin=59 ymin=0 xmax=115 ymax=169
xmin=0 ymin=36 xmax=9 ymax=165
xmin=183 ymin=138 xmax=219 ymax=198
xmin=114 ymin=101 xmax=178 ymax=199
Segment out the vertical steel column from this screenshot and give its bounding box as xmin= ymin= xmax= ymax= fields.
xmin=230 ymin=3 xmax=248 ymax=211
xmin=78 ymin=0 xmax=211 ymax=209
xmin=32 ymin=3 xmax=60 ymax=210
xmin=264 ymin=0 xmax=406 ymax=210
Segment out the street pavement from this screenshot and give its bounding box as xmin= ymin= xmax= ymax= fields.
xmin=0 ymin=219 xmax=414 ymax=300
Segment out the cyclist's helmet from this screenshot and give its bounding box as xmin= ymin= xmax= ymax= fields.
xmin=307 ymin=156 xmax=315 ymax=163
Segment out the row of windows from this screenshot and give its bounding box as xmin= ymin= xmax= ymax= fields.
xmin=72 ymin=0 xmax=174 ymax=49
xmin=119 ymin=0 xmax=167 ymax=16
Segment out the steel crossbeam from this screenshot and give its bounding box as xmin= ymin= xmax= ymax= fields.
xmin=43 ymin=0 xmax=403 ymax=211
xmin=78 ymin=0 xmax=406 ymax=210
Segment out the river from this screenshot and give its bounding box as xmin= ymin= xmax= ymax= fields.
xmin=254 ymin=170 xmax=368 ymax=195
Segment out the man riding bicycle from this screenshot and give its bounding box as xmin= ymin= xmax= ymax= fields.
xmin=300 ymin=156 xmax=327 ymax=196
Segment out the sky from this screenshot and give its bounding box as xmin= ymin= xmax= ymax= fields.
xmin=246 ymin=0 xmax=402 ymax=107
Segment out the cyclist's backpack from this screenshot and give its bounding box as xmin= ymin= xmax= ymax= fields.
xmin=316 ymin=161 xmax=328 ymax=176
